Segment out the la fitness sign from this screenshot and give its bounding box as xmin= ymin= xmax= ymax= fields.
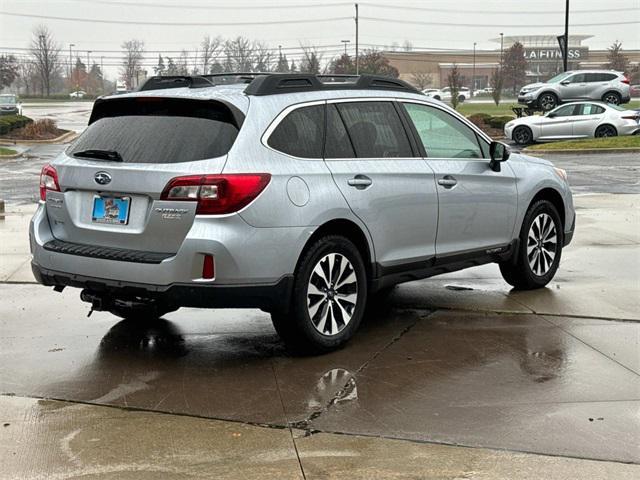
xmin=525 ymin=47 xmax=588 ymax=62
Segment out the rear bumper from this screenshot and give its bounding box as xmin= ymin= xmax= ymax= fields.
xmin=32 ymin=262 xmax=293 ymax=311
xmin=30 ymin=203 xmax=311 ymax=298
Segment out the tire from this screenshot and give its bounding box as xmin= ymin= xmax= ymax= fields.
xmin=499 ymin=200 xmax=563 ymax=290
xmin=538 ymin=93 xmax=557 ymax=111
xmin=513 ymin=126 xmax=533 ymax=145
xmin=602 ymin=91 xmax=621 ymax=105
xmin=271 ymin=235 xmax=368 ymax=355
xmin=458 ymin=94 xmax=466 ymax=103
xmin=433 ymin=95 xmax=441 ymax=101
xmin=594 ymin=124 xmax=618 ymax=138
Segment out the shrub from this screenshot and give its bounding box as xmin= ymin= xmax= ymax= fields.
xmin=487 ymin=115 xmax=514 ymax=129
xmin=21 ymin=119 xmax=58 ymax=137
xmin=467 ymin=113 xmax=491 ymax=127
xmin=0 ymin=115 xmax=33 ymax=135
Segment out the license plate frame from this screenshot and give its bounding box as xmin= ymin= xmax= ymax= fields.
xmin=91 ymin=195 xmax=131 ymax=225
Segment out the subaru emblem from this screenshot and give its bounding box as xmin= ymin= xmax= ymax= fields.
xmin=94 ymin=171 xmax=112 ymax=185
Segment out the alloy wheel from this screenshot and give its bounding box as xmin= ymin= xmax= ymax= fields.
xmin=539 ymin=94 xmax=556 ymax=111
xmin=527 ymin=213 xmax=558 ymax=276
xmin=603 ymin=93 xmax=620 ymax=105
xmin=595 ymin=125 xmax=617 ymax=137
xmin=514 ymin=127 xmax=532 ymax=145
xmin=307 ymin=253 xmax=358 ymax=336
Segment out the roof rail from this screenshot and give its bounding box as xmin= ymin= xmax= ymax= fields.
xmin=137 ymin=73 xmax=421 ymax=96
xmin=138 ymin=75 xmax=214 ymax=91
xmin=244 ymin=74 xmax=420 ymax=96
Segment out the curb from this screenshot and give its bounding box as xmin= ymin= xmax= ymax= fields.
xmin=0 ymin=151 xmax=22 ymax=159
xmin=0 ymin=130 xmax=77 ymax=146
xmin=523 ymin=147 xmax=640 ymax=155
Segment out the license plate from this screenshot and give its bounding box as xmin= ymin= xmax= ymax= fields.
xmin=92 ymin=196 xmax=131 ymax=225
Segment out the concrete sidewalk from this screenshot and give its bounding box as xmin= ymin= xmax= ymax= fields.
xmin=2 ymin=395 xmax=638 ymax=480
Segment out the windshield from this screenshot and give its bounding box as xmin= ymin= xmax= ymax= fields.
xmin=0 ymin=95 xmax=17 ymax=105
xmin=546 ymin=72 xmax=572 ymax=83
xmin=68 ymin=98 xmax=240 ymax=164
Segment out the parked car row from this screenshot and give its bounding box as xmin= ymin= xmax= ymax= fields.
xmin=505 ymin=101 xmax=640 ymax=145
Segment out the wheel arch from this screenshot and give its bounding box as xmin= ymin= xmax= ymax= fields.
xmin=529 ymin=187 xmax=565 ymax=230
xmin=297 ymin=219 xmax=374 ymax=281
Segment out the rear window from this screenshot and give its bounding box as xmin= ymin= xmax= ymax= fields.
xmin=268 ymin=105 xmax=324 ymax=158
xmin=68 ymin=98 xmax=240 ymax=163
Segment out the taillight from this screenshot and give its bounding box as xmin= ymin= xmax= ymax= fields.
xmin=160 ymin=174 xmax=271 ymax=214
xmin=621 ymin=77 xmax=630 ymax=85
xmin=622 ymin=114 xmax=640 ymax=120
xmin=39 ymin=164 xmax=60 ymax=201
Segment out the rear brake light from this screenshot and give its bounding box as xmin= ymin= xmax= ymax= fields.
xmin=621 ymin=77 xmax=630 ymax=85
xmin=39 ymin=164 xmax=60 ymax=201
xmin=622 ymin=115 xmax=640 ymax=120
xmin=160 ymin=174 xmax=271 ymax=214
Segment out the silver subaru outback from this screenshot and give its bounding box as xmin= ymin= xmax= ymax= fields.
xmin=31 ymin=73 xmax=575 ymax=353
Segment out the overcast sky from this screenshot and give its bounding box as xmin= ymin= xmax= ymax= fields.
xmin=1 ymin=0 xmax=638 ymax=78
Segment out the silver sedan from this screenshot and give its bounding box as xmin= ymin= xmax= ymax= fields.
xmin=505 ymin=101 xmax=640 ymax=145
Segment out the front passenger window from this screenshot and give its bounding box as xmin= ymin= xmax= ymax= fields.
xmin=404 ymin=103 xmax=483 ymax=159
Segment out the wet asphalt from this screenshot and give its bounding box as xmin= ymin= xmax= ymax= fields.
xmin=1 ymin=102 xmax=639 ymax=473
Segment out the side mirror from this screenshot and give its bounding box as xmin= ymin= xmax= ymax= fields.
xmin=560 ymin=80 xmax=571 ymax=86
xmin=489 ymin=141 xmax=510 ymax=172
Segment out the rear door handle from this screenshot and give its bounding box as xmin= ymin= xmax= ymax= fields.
xmin=437 ymin=176 xmax=458 ymax=188
xmin=347 ymin=175 xmax=372 ymax=189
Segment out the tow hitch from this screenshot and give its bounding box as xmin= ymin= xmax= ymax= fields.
xmin=80 ymin=289 xmax=172 ymax=318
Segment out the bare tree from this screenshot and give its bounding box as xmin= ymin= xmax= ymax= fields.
xmin=253 ymin=42 xmax=273 ymax=72
xmin=299 ymin=45 xmax=322 ymax=74
xmin=120 ymin=39 xmax=145 ymax=89
xmin=410 ymin=72 xmax=433 ymax=90
xmin=448 ymin=64 xmax=461 ymax=110
xmin=223 ymin=37 xmax=256 ymax=72
xmin=0 ymin=54 xmax=19 ymax=89
xmin=178 ymin=50 xmax=190 ymax=75
xmin=17 ymin=60 xmax=38 ymax=96
xmin=607 ymin=41 xmax=629 ymax=73
xmin=200 ymin=35 xmax=223 ymax=74
xmin=490 ymin=68 xmax=504 ymax=106
xmin=402 ymin=40 xmax=413 ymax=52
xmin=30 ymin=25 xmax=61 ymax=96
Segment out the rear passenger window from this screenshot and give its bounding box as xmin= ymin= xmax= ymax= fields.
xmin=325 ymin=104 xmax=355 ymax=158
xmin=335 ymin=102 xmax=412 ymax=158
xmin=579 ymin=104 xmax=605 ymax=115
xmin=268 ymin=105 xmax=324 ymax=158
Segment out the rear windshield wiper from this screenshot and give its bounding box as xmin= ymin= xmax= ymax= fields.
xmin=73 ymin=149 xmax=124 ymax=162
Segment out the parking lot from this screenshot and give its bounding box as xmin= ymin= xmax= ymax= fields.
xmin=1 ymin=101 xmax=639 ymax=479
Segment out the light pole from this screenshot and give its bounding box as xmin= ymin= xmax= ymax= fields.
xmin=69 ymin=43 xmax=75 ymax=87
xmin=86 ymin=51 xmax=92 ymax=93
xmin=355 ymin=3 xmax=359 ymax=74
xmin=341 ymin=39 xmax=350 ymax=56
xmin=563 ymin=0 xmax=570 ymax=72
xmin=471 ymin=42 xmax=477 ymax=97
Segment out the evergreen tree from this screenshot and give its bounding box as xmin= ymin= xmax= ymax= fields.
xmin=607 ymin=41 xmax=628 ymax=72
xmin=154 ymin=54 xmax=165 ymax=75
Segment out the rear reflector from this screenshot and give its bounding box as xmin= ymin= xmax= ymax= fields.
xmin=39 ymin=164 xmax=60 ymax=201
xmin=202 ymin=254 xmax=215 ymax=279
xmin=161 ymin=174 xmax=271 ymax=214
